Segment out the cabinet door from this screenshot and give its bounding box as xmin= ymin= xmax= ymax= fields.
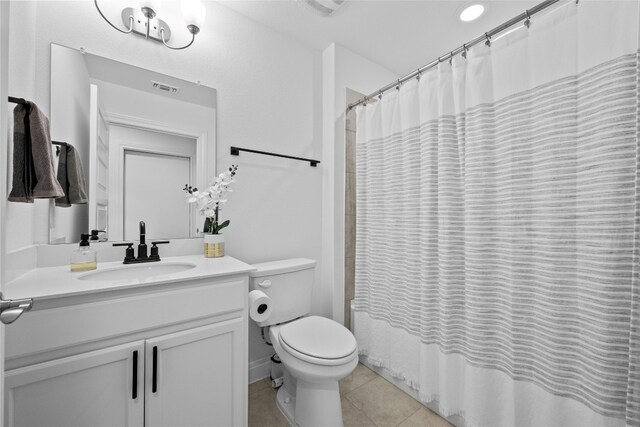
xmin=145 ymin=318 xmax=245 ymax=427
xmin=5 ymin=341 xmax=144 ymax=427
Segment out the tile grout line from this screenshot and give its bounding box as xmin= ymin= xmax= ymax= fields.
xmin=393 ymin=406 xmax=423 ymax=427
xmin=345 ymin=371 xmax=428 ymax=427
xmin=343 ymin=373 xmax=379 ymax=405
xmin=340 ymin=367 xmax=383 ymax=426
xmin=341 ymin=394 xmax=381 ymax=427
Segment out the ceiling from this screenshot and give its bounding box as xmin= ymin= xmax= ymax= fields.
xmin=218 ymin=0 xmax=541 ymax=76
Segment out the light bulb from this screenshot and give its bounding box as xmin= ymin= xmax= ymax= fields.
xmin=182 ymin=0 xmax=206 ymax=30
xmin=459 ymin=4 xmax=484 ymax=22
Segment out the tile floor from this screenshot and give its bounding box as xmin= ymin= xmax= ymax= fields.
xmin=248 ymin=363 xmax=453 ymax=427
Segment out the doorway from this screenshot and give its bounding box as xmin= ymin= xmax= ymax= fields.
xmin=109 ymin=125 xmax=197 ymax=241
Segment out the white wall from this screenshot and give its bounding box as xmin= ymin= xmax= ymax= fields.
xmin=5 ymin=0 xmax=322 ymax=374
xmin=0 ymin=2 xmax=11 ymax=419
xmin=321 ymin=43 xmax=398 ymax=323
xmin=5 ymin=1 xmax=41 ymax=253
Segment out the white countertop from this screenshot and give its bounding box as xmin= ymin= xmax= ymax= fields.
xmin=5 ymin=255 xmax=256 ymax=301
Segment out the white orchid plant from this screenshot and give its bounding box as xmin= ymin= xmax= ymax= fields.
xmin=184 ymin=165 xmax=238 ymax=235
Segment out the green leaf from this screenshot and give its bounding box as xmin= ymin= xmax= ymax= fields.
xmin=203 ymin=217 xmax=213 ymax=233
xmin=214 ymin=220 xmax=230 ymax=234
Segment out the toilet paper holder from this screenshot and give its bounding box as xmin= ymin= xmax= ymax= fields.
xmin=249 ymin=290 xmax=273 ymax=323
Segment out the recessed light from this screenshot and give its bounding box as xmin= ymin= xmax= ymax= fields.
xmin=460 ymin=4 xmax=485 ymax=22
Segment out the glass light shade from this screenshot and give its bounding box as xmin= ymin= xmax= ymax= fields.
xmin=182 ymin=0 xmax=206 ymax=29
xmin=459 ymin=4 xmax=485 ymax=22
xmin=139 ymin=0 xmax=162 ymax=14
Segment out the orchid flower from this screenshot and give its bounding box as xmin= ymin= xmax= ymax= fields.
xmin=184 ymin=165 xmax=238 ymax=234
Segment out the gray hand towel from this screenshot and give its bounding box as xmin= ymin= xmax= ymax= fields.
xmin=8 ymin=104 xmax=35 ymax=202
xmin=55 ymin=145 xmax=69 ymax=207
xmin=28 ymin=102 xmax=64 ymax=199
xmin=55 ymin=144 xmax=88 ymax=207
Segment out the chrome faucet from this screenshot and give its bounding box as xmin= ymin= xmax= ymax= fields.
xmin=113 ymin=221 xmax=170 ymax=264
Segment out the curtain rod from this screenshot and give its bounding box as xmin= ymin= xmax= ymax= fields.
xmin=347 ymin=0 xmax=565 ymax=112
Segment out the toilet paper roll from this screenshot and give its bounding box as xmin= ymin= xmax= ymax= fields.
xmin=249 ymin=290 xmax=273 ymax=323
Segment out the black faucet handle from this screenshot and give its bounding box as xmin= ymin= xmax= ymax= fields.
xmin=139 ymin=221 xmax=146 ymax=244
xmin=113 ymin=242 xmax=135 ymax=263
xmin=90 ymin=229 xmax=106 ymax=240
xmin=149 ymin=241 xmax=170 ymax=260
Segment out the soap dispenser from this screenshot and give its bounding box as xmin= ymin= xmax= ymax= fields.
xmin=71 ymin=233 xmax=98 ymax=272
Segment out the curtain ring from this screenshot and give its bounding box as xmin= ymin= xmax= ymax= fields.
xmin=461 ymin=44 xmax=468 ymax=59
xmin=395 ymin=79 xmax=401 ymax=91
xmin=484 ymin=32 xmax=491 ymax=47
xmin=378 ymin=90 xmax=383 ymax=100
xmin=448 ymin=51 xmax=454 ymax=66
xmin=524 ymin=10 xmax=531 ymax=28
xmin=415 ymin=69 xmax=421 ymax=81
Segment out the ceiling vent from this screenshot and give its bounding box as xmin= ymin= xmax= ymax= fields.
xmin=298 ymin=0 xmax=346 ymax=17
xmin=151 ymin=80 xmax=180 ymax=94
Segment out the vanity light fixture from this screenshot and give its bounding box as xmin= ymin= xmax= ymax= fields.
xmin=459 ymin=4 xmax=485 ymax=22
xmin=94 ymin=0 xmax=206 ymax=50
xmin=298 ymin=0 xmax=346 ymax=17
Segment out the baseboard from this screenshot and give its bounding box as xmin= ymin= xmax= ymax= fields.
xmin=248 ymin=356 xmax=271 ymax=384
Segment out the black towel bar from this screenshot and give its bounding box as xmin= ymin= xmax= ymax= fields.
xmin=230 ymin=146 xmax=320 ymax=167
xmin=8 ymin=96 xmax=27 ymax=105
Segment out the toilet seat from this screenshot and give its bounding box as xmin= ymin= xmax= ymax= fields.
xmin=277 ymin=316 xmax=358 ymax=366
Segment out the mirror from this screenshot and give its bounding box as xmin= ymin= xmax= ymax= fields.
xmin=49 ymin=43 xmax=216 ymax=244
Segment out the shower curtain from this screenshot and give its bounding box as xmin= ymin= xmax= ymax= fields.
xmin=353 ymin=2 xmax=639 ymax=427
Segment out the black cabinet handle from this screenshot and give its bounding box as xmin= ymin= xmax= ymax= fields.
xmin=152 ymin=346 xmax=158 ymax=393
xmin=132 ymin=350 xmax=138 ymax=399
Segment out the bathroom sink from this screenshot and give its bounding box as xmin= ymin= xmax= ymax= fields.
xmin=78 ymin=262 xmax=197 ymax=282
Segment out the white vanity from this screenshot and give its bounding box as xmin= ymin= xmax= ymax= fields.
xmin=3 ymin=255 xmax=253 ymax=427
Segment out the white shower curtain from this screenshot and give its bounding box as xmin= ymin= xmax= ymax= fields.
xmin=353 ymin=2 xmax=640 ymax=427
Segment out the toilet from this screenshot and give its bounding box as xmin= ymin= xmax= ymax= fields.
xmin=249 ymin=258 xmax=358 ymax=427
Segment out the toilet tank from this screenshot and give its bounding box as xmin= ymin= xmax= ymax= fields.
xmin=249 ymin=258 xmax=316 ymax=327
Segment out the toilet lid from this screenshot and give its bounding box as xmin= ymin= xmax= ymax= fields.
xmin=279 ymin=316 xmax=357 ymax=359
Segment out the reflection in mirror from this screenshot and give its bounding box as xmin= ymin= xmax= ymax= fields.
xmin=49 ymin=43 xmax=216 ymax=244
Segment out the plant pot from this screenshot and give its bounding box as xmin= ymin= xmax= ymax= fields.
xmin=204 ymin=233 xmax=224 ymax=258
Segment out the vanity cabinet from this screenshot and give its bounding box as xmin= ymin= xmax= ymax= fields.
xmin=4 ymin=272 xmax=249 ymax=427
xmin=5 ymin=341 xmax=144 ymax=427
xmin=145 ymin=319 xmax=244 ymax=427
